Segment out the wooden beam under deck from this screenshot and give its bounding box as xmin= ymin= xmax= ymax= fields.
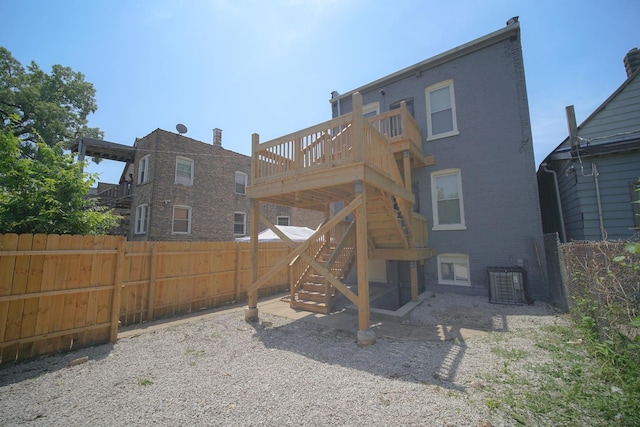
xmin=371 ymin=247 xmax=435 ymax=261
xmin=247 ymin=163 xmax=414 ymax=210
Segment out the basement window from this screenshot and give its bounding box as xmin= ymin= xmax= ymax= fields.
xmin=438 ymin=254 xmax=470 ymax=286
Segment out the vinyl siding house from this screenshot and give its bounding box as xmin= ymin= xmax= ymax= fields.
xmin=537 ymin=49 xmax=640 ymax=242
xmin=245 ymin=19 xmax=548 ymax=343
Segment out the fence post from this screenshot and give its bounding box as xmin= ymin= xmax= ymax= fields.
xmin=147 ymin=243 xmax=158 ymax=322
xmin=109 ymin=239 xmax=125 ymax=343
xmin=234 ymin=243 xmax=241 ymax=302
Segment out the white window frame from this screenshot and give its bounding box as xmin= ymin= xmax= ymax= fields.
xmin=137 ymin=155 xmax=150 ymax=185
xmin=235 ymin=171 xmax=247 ymax=195
xmin=437 ymin=253 xmax=470 ymax=286
xmin=431 ymin=169 xmax=466 ymax=231
xmin=363 ymin=102 xmax=380 ymax=118
xmin=134 ymin=204 xmax=148 ymax=234
xmin=233 ymin=212 xmax=246 ymax=236
xmin=276 ymin=216 xmax=290 ymax=226
xmin=175 ymin=157 xmax=194 ymax=186
xmin=172 ymin=205 xmax=192 ymax=234
xmin=425 ymin=80 xmax=459 ymax=140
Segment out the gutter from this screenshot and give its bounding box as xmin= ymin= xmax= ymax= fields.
xmin=541 ymin=163 xmax=567 ymax=243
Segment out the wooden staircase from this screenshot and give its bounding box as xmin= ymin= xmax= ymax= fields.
xmin=290 ymin=224 xmax=356 ymax=314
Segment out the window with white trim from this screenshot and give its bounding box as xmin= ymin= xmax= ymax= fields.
xmin=233 ymin=212 xmax=246 ymax=236
xmin=425 ymin=80 xmax=458 ymax=140
xmin=431 ymin=169 xmax=466 ymax=230
xmin=363 ymin=102 xmax=380 ymax=118
xmin=134 ymin=204 xmax=149 ymax=234
xmin=172 ymin=205 xmax=191 ymax=234
xmin=437 ymin=254 xmax=470 ymax=286
xmin=175 ymin=157 xmax=194 ymax=185
xmin=277 ymin=216 xmax=290 ymax=226
xmin=235 ymin=171 xmax=247 ymax=195
xmin=137 ymin=155 xmax=150 ymax=184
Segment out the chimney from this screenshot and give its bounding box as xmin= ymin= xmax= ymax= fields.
xmin=213 ymin=128 xmax=222 ymax=146
xmin=624 ymin=48 xmax=640 ymax=77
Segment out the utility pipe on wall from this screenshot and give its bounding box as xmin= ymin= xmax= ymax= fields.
xmin=541 ymin=163 xmax=567 ymax=243
xmin=592 ymin=162 xmax=606 ymax=240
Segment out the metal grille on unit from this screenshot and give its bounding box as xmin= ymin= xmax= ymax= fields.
xmin=487 ymin=267 xmax=527 ymax=305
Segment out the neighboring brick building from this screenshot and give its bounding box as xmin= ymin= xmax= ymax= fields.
xmin=73 ymin=128 xmax=323 ymax=241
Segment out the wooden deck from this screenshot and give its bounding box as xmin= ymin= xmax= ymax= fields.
xmin=245 ymin=93 xmax=433 ymax=341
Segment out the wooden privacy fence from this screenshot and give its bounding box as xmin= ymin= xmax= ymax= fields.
xmin=0 ymin=234 xmax=290 ymax=365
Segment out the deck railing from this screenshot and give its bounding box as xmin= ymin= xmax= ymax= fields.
xmin=366 ymin=100 xmax=421 ymax=149
xmin=252 ymin=113 xmax=354 ymax=184
xmin=412 ymin=213 xmax=428 ymax=248
xmin=251 ymin=93 xmax=422 ymax=186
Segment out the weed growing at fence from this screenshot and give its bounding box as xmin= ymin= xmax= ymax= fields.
xmin=477 ymin=236 xmax=640 ymax=425
xmin=481 ymin=322 xmax=639 ymax=425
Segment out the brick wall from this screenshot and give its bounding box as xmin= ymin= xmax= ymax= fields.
xmin=129 ymin=129 xmax=303 ymax=241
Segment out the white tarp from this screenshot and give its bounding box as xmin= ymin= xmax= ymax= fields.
xmin=235 ymin=225 xmax=316 ymax=242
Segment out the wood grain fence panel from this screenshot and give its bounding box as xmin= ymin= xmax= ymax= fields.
xmin=59 ymin=235 xmax=80 ymax=350
xmin=19 ymin=234 xmax=47 ymax=359
xmin=0 ymin=234 xmax=19 ymax=363
xmin=84 ymin=235 xmax=105 ymax=344
xmin=32 ymin=234 xmax=59 ymax=356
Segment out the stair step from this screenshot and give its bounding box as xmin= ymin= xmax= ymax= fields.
xmin=297 ymin=290 xmax=328 ymax=303
xmin=291 ymin=299 xmax=329 ymax=314
xmin=302 ymin=282 xmax=326 ymax=293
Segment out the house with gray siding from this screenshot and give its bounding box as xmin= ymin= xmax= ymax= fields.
xmin=537 ymin=48 xmax=640 ymax=242
xmin=330 ymin=18 xmax=549 ymax=301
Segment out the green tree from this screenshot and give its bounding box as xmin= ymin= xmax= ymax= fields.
xmin=0 ymin=46 xmax=103 ymax=157
xmin=0 ymin=125 xmax=119 ymax=234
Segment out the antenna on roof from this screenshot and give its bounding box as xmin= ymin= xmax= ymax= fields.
xmin=176 ymin=124 xmax=188 ymax=134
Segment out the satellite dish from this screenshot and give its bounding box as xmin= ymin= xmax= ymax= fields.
xmin=176 ymin=124 xmax=188 ymax=134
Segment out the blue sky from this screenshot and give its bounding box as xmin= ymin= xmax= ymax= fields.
xmin=2 ymin=0 xmax=638 ymax=183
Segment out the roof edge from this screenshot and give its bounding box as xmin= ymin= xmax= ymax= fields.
xmin=330 ymin=21 xmax=520 ymax=103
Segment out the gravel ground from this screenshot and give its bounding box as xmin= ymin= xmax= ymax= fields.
xmin=0 ymin=292 xmax=568 ymax=426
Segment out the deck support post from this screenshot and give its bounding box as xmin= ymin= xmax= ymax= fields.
xmin=410 ymin=260 xmax=418 ymax=302
xmin=246 ymin=195 xmax=260 ymax=322
xmin=354 ymin=180 xmax=375 ymax=346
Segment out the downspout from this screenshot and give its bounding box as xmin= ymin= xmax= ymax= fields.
xmin=592 ymin=162 xmax=606 ymax=240
xmin=541 ymin=163 xmax=567 ymax=243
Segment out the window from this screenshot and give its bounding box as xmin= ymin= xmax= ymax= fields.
xmin=438 ymin=254 xmax=470 ymax=286
xmin=362 ymin=102 xmax=380 ymax=118
xmin=172 ymin=205 xmax=191 ymax=234
xmin=277 ymin=216 xmax=290 ymax=226
xmin=425 ymin=80 xmax=458 ymax=140
xmin=137 ymin=155 xmax=150 ymax=184
xmin=134 ymin=204 xmax=148 ymax=234
xmin=175 ymin=157 xmax=194 ymax=185
xmin=234 ymin=212 xmax=246 ymax=236
xmin=235 ymin=171 xmax=247 ymax=195
xmin=389 ymin=98 xmax=414 ymax=117
xmin=431 ymin=169 xmax=466 ymax=230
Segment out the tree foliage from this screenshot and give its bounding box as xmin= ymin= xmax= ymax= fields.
xmin=0 ymin=125 xmax=120 ymax=234
xmin=0 ymin=46 xmax=103 ymax=157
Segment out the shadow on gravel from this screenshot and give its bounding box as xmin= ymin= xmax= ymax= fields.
xmin=0 ymin=343 xmax=114 ymax=387
xmin=248 ymin=293 xmax=553 ymax=392
xmin=248 ymin=317 xmax=471 ymax=392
